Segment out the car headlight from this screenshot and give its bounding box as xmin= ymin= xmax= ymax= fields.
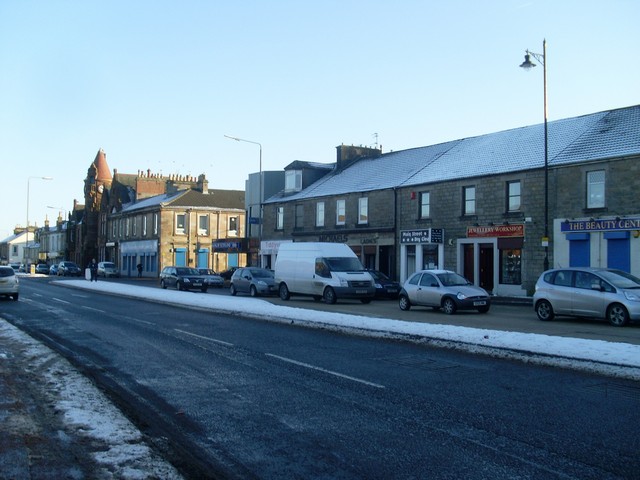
xmin=375 ymin=283 xmax=382 ymax=288
xmin=624 ymin=291 xmax=640 ymax=302
xmin=184 ymin=278 xmax=191 ymax=283
xmin=257 ymin=280 xmax=267 ymax=286
xmin=456 ymin=292 xmax=468 ymax=300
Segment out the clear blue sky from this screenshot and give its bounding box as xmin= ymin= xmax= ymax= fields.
xmin=1 ymin=0 xmax=638 ymax=240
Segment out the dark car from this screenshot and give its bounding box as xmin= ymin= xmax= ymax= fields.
xmin=57 ymin=261 xmax=82 ymax=277
xmin=35 ymin=263 xmax=50 ymax=275
xmin=398 ymin=269 xmax=491 ymax=314
xmin=159 ymin=266 xmax=208 ymax=292
xmin=197 ymin=268 xmax=225 ymax=288
xmin=367 ymin=269 xmax=401 ymax=299
xmin=230 ymin=267 xmax=277 ymax=297
xmin=219 ymin=267 xmax=239 ymax=281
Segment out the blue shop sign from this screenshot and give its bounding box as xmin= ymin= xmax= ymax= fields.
xmin=561 ymin=218 xmax=640 ymax=233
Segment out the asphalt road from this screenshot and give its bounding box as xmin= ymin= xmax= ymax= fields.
xmin=3 ymin=277 xmax=640 ymax=479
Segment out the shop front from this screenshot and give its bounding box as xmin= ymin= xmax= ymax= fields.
xmin=399 ymin=228 xmax=444 ymax=282
xmin=457 ymin=224 xmax=526 ymax=297
xmin=212 ymin=238 xmax=248 ymax=273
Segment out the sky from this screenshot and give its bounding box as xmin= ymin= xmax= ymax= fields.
xmin=2 ymin=277 xmax=639 ymax=475
xmin=1 ymin=0 xmax=639 ymax=240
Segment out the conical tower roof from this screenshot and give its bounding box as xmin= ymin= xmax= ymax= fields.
xmin=92 ymin=148 xmax=112 ymax=181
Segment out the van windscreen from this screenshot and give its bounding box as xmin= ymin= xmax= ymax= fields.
xmin=324 ymin=257 xmax=364 ymax=272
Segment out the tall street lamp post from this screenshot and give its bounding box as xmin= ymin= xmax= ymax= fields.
xmin=224 ymin=135 xmax=263 ymax=267
xmin=520 ymin=39 xmax=549 ymax=271
xmin=25 ymin=176 xmax=53 ymax=269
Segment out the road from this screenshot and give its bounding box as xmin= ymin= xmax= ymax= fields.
xmin=2 ymin=276 xmax=640 ymax=479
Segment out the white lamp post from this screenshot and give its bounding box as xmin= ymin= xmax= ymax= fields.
xmin=520 ymin=39 xmax=549 ymax=271
xmin=224 ymin=134 xmax=263 ymax=267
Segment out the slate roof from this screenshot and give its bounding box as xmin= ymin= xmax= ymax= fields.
xmin=266 ymin=104 xmax=640 ymax=204
xmin=120 ymin=189 xmax=245 ymax=213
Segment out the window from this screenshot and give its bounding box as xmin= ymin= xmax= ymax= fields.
xmin=316 ymin=202 xmax=325 ymax=227
xmin=175 ymin=213 xmax=186 ymax=234
xmin=358 ymin=197 xmax=368 ymax=224
xmin=198 ymin=215 xmax=209 ymax=235
xmin=276 ymin=206 xmax=284 ymax=230
xmin=336 ymin=199 xmax=346 ymax=225
xmin=153 ymin=213 xmax=158 ymax=235
xmin=142 ymin=216 xmax=147 ymax=237
xmin=229 ymin=216 xmax=238 ymax=236
xmin=587 ymin=170 xmax=605 ymax=208
xmin=295 ymin=204 xmax=304 ymax=229
xmin=420 ymin=192 xmax=430 ymax=218
xmin=507 ymin=181 xmax=521 ymax=212
xmin=285 ymin=170 xmax=302 ymax=193
xmin=126 ymin=217 xmax=131 ymax=237
xmin=463 ymin=186 xmax=476 ymax=215
xmin=132 ymin=216 xmax=137 ymax=236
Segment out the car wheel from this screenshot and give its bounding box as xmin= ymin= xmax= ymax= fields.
xmin=279 ymin=283 xmax=290 ymax=301
xmin=176 ymin=281 xmax=184 ymax=291
xmin=535 ymin=300 xmax=554 ymax=321
xmin=477 ymin=306 xmax=490 ymax=313
xmin=11 ymin=293 xmax=18 ymax=301
xmin=250 ymin=285 xmax=258 ymax=297
xmin=399 ymin=295 xmax=411 ymax=311
xmin=230 ymin=284 xmax=237 ymax=296
xmin=201 ymin=287 xmax=208 ymax=293
xmin=442 ymin=297 xmax=457 ymax=315
xmin=607 ymin=303 xmax=629 ymax=327
xmin=360 ymin=298 xmax=372 ymax=304
xmin=160 ymin=280 xmax=167 ymax=289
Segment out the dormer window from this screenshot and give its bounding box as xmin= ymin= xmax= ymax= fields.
xmin=285 ymin=170 xmax=302 ymax=193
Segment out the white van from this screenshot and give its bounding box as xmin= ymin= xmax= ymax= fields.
xmin=274 ymin=242 xmax=375 ymax=304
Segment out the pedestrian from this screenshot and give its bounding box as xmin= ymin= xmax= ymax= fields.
xmin=89 ymin=258 xmax=98 ymax=282
xmin=137 ymin=263 xmax=143 ymax=278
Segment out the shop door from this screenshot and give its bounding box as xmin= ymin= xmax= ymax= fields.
xmin=463 ymin=244 xmax=474 ymax=282
xmin=479 ymin=244 xmax=494 ymax=293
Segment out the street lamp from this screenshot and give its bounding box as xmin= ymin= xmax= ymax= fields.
xmin=520 ymin=39 xmax=549 ymax=271
xmin=224 ymin=134 xmax=263 ymax=267
xmin=25 ymin=176 xmax=54 ymax=269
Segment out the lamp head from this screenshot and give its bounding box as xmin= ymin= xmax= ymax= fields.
xmin=519 ymin=53 xmax=536 ymax=70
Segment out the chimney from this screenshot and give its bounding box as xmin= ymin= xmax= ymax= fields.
xmin=197 ymin=173 xmax=209 ymax=194
xmin=336 ymin=144 xmax=382 ymax=170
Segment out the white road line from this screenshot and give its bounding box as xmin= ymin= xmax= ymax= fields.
xmin=265 ymin=353 xmax=385 ymax=389
xmin=52 ymin=297 xmax=71 ymax=305
xmin=174 ymin=329 xmax=234 ymax=347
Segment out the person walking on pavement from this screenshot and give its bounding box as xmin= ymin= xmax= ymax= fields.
xmin=137 ymin=262 xmax=143 ymax=278
xmin=89 ymin=258 xmax=98 ymax=282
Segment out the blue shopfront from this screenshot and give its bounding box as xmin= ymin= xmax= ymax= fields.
xmin=556 ymin=217 xmax=640 ymax=275
xmin=120 ymin=239 xmax=158 ymax=277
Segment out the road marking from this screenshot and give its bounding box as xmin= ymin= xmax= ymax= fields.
xmin=174 ymin=329 xmax=234 ymax=347
xmin=265 ymin=353 xmax=385 ymax=389
xmin=52 ymin=297 xmax=71 ymax=305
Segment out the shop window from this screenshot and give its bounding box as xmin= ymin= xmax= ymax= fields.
xmin=507 ymin=181 xmax=521 ymax=212
xmin=500 ymin=249 xmax=521 ymax=285
xmin=422 ymin=244 xmax=439 ymax=269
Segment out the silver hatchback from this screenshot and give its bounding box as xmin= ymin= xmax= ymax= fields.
xmin=533 ymin=268 xmax=640 ymax=326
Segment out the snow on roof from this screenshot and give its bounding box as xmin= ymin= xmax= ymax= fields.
xmin=266 ymin=105 xmax=640 ymax=203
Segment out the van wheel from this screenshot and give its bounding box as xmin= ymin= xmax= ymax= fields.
xmin=230 ymin=284 xmax=237 ymax=296
xmin=323 ymin=287 xmax=337 ymax=304
xmin=279 ymin=283 xmax=290 ymax=301
xmin=250 ymin=285 xmax=258 ymax=297
xmin=607 ymin=303 xmax=629 ymax=327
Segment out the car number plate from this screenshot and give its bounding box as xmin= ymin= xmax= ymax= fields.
xmin=473 ymin=301 xmax=486 ymax=306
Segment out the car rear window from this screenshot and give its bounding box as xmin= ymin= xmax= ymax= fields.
xmin=0 ymin=267 xmax=15 ymax=277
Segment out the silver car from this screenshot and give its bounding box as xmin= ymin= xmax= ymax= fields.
xmin=533 ymin=267 xmax=640 ymax=327
xmin=398 ymin=269 xmax=491 ymax=314
xmin=97 ymin=261 xmax=120 ymax=278
xmin=230 ymin=267 xmax=277 ymax=297
xmin=0 ymin=265 xmax=19 ymax=300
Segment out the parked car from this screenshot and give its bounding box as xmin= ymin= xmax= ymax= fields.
xmin=219 ymin=267 xmax=239 ymax=281
xmin=159 ymin=266 xmax=208 ymax=292
xmin=367 ymin=269 xmax=401 ymax=299
xmin=197 ymin=268 xmax=224 ymax=288
xmin=533 ymin=267 xmax=640 ymax=327
xmin=57 ymin=261 xmax=82 ymax=277
xmin=49 ymin=264 xmax=59 ymax=275
xmin=230 ymin=267 xmax=277 ymax=297
xmin=9 ymin=263 xmax=21 ymax=272
xmin=97 ymin=261 xmax=120 ymax=278
xmin=0 ymin=265 xmax=19 ymax=300
xmin=398 ymin=269 xmax=491 ymax=314
xmin=35 ymin=263 xmax=50 ymax=275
